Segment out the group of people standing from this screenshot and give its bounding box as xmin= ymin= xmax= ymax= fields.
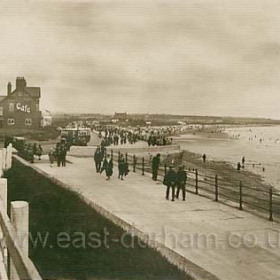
xmin=48 ymin=141 xmax=68 ymax=167
xmin=94 ymin=147 xmax=129 ymax=181
xmin=19 ymin=143 xmax=43 ymax=163
xmin=151 ymin=153 xmax=187 ymax=201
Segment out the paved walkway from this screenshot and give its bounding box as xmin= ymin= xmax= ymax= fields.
xmin=27 ymin=155 xmax=280 ymax=280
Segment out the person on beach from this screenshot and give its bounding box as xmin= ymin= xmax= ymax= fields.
xmin=176 ymin=166 xmax=187 ymax=201
xmin=152 ymin=153 xmax=161 ymax=181
xmin=163 ymin=166 xmax=177 ymax=201
xmin=242 ymin=156 xmax=245 ymax=168
xmin=202 ymin=154 xmax=206 ymax=163
xmin=94 ymin=146 xmax=103 ymax=173
xmin=100 ymin=154 xmax=113 ymax=180
xmin=237 ymin=162 xmax=241 ymax=171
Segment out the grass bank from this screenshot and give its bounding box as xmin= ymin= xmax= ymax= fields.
xmin=5 ymin=160 xmax=192 ymax=280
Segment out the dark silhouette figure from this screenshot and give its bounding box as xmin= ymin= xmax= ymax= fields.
xmin=202 ymin=154 xmax=206 ymax=163
xmin=176 ymin=166 xmax=187 ymax=201
xmin=152 ymin=153 xmax=161 ymax=181
xmin=163 ymin=166 xmax=177 ymax=201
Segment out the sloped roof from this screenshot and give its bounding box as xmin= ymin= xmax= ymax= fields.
xmin=0 ymin=96 xmax=6 ymax=103
xmin=26 ymin=87 xmax=40 ymax=98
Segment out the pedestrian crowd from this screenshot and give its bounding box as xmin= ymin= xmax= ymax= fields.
xmin=95 ymin=148 xmax=188 ymax=201
xmin=97 ymin=127 xmax=139 ymax=147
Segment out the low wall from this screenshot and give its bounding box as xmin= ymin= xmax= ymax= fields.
xmin=68 ymin=144 xmax=181 ymax=158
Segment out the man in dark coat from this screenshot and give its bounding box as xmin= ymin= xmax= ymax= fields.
xmin=94 ymin=146 xmax=102 ymax=172
xmin=163 ymin=166 xmax=177 ymax=201
xmin=152 ymin=153 xmax=161 ymax=181
xmin=176 ymin=166 xmax=187 ymax=201
xmin=55 ymin=143 xmax=62 ymax=167
xmin=61 ymin=143 xmax=67 ymax=167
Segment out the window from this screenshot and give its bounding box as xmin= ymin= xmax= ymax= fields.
xmin=0 ymin=107 xmax=3 ymax=116
xmin=9 ymin=102 xmax=14 ymax=112
xmin=7 ymin=119 xmax=15 ymax=125
xmin=25 ymin=118 xmax=32 ymax=126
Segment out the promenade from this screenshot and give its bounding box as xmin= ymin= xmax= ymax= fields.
xmin=22 ymin=153 xmax=280 ymax=280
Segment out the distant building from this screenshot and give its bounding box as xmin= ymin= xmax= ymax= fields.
xmin=0 ymin=77 xmax=42 ymax=129
xmin=41 ymin=109 xmax=52 ymax=127
xmin=114 ymin=112 xmax=128 ymax=121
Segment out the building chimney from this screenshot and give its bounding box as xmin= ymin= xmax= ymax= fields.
xmin=7 ymin=82 xmax=12 ymax=95
xmin=16 ymin=77 xmax=27 ymax=91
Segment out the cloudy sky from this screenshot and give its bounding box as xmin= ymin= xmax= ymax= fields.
xmin=0 ymin=0 xmax=280 ymax=118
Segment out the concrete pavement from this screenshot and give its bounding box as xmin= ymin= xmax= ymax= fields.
xmin=19 ymin=155 xmax=280 ymax=280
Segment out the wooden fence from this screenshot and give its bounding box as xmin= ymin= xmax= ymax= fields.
xmin=0 ymin=144 xmax=42 ymax=280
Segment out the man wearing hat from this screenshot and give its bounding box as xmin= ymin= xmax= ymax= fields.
xmin=163 ymin=165 xmax=177 ymax=201
xmin=176 ymin=166 xmax=187 ymax=201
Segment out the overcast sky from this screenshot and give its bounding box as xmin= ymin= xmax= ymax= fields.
xmin=1 ymin=0 xmax=280 ymax=118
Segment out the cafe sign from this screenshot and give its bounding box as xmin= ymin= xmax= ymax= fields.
xmin=16 ymin=103 xmax=31 ymax=113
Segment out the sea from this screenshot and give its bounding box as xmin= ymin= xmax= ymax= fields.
xmin=175 ymin=125 xmax=280 ymax=190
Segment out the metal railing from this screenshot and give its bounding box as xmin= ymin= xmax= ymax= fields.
xmin=111 ymin=149 xmax=280 ymax=221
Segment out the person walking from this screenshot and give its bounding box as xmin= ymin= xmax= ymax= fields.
xmin=176 ymin=166 xmax=187 ymax=201
xmin=48 ymin=148 xmax=55 ymax=167
xmin=152 ymin=153 xmax=161 ymax=181
xmin=163 ymin=166 xmax=177 ymax=201
xmin=118 ymin=154 xmax=126 ymax=180
xmin=94 ymin=147 xmax=103 ymax=172
xmin=37 ymin=145 xmax=43 ymax=160
xmin=55 ymin=143 xmax=62 ymax=167
xmin=61 ymin=143 xmax=67 ymax=167
xmin=100 ymin=154 xmax=113 ymax=180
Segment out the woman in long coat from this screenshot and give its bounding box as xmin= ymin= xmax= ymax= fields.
xmin=118 ymin=154 xmax=126 ymax=180
xmin=100 ymin=154 xmax=113 ymax=180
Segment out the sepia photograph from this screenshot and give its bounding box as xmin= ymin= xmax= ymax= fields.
xmin=1 ymin=0 xmax=280 ymax=279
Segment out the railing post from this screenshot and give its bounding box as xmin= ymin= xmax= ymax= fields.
xmin=215 ymin=174 xmax=218 ymax=202
xmin=10 ymin=201 xmax=29 ymax=280
xmin=111 ymin=149 xmax=113 ymax=160
xmin=142 ymin=157 xmax=145 ymax=175
xmin=118 ymin=150 xmax=120 ymax=161
xmin=195 ymin=169 xmax=198 ymax=194
xmin=239 ymin=181 xmax=243 ymax=210
xmin=0 ymin=149 xmax=3 ymax=177
xmin=164 ymin=164 xmax=167 ymax=176
xmin=0 ymin=178 xmax=8 ymax=268
xmin=269 ymin=188 xmax=273 ymax=221
xmin=133 ymin=155 xmax=136 ymax=172
xmin=0 ymin=178 xmax=7 ymax=213
xmin=125 ymin=153 xmax=128 ymax=163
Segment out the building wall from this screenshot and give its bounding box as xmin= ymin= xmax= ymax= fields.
xmin=0 ymin=91 xmax=41 ymax=129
